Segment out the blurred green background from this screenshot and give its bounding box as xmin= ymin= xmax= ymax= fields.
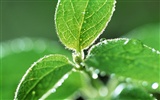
xmin=0 ymin=0 xmax=160 ymax=99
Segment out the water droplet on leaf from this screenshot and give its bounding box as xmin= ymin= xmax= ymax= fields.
xmin=94 ymin=69 xmax=100 ymax=74
xmin=125 ymin=78 xmax=132 ymax=83
xmin=123 ymin=39 xmax=144 ymax=54
xmin=150 ymin=94 xmax=153 ymax=97
xmin=32 ymin=91 xmax=35 ymax=95
xmin=57 ymin=81 xmax=63 ymax=86
xmin=51 ymin=88 xmax=56 ymax=93
xmin=63 ymin=74 xmax=69 ymax=80
xmin=110 ymin=73 xmax=115 ymax=78
xmin=92 ymin=73 xmax=98 ymax=79
xmin=99 ymin=86 xmax=108 ymax=97
xmin=82 ymin=12 xmax=85 ymax=15
xmin=100 ymin=38 xmax=106 ymax=42
xmin=152 ymin=48 xmax=156 ymax=52
xmin=113 ymin=83 xmax=125 ymax=96
xmin=89 ymin=67 xmax=94 ymax=71
xmin=152 ymin=82 xmax=159 ymax=89
xmin=80 ymin=38 xmax=82 ymax=42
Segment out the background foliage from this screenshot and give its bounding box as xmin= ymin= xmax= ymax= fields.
xmin=0 ymin=0 xmax=159 ymax=99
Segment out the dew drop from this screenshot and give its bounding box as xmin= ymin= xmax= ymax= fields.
xmin=113 ymin=84 xmax=125 ymax=96
xmin=123 ymin=39 xmax=144 ymax=54
xmin=80 ymin=62 xmax=85 ymax=67
xmin=103 ymin=40 xmax=108 ymax=44
xmin=89 ymin=67 xmax=94 ymax=71
xmin=92 ymin=73 xmax=98 ymax=79
xmin=51 ymin=88 xmax=56 ymax=93
xmin=99 ymin=87 xmax=108 ymax=97
xmin=125 ymin=78 xmax=132 ymax=83
xmin=63 ymin=74 xmax=69 ymax=80
xmin=72 ymin=68 xmax=77 ymax=72
xmin=82 ymin=12 xmax=85 ymax=15
xmin=152 ymin=82 xmax=159 ymax=89
xmin=94 ymin=69 xmax=100 ymax=74
xmin=152 ymin=48 xmax=156 ymax=52
xmin=150 ymin=94 xmax=153 ymax=97
xmin=80 ymin=38 xmax=82 ymax=42
xmin=100 ymin=38 xmax=106 ymax=42
xmin=57 ymin=80 xmax=63 ymax=87
xmin=100 ymin=71 xmax=106 ymax=76
xmin=32 ymin=91 xmax=36 ymax=95
xmin=110 ymin=73 xmax=115 ymax=78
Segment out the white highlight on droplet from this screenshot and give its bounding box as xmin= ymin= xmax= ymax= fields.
xmin=63 ymin=74 xmax=69 ymax=79
xmin=102 ymin=40 xmax=108 ymax=44
xmin=113 ymin=84 xmax=125 ymax=96
xmin=82 ymin=12 xmax=85 ymax=14
xmin=152 ymin=82 xmax=159 ymax=89
xmin=92 ymin=73 xmax=98 ymax=79
xmin=51 ymin=88 xmax=56 ymax=93
xmin=152 ymin=48 xmax=156 ymax=52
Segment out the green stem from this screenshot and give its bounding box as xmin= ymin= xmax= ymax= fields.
xmin=72 ymin=50 xmax=84 ymax=70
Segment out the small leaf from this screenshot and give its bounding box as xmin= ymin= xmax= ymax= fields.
xmin=84 ymin=38 xmax=160 ymax=88
xmin=1 ymin=38 xmax=72 ymax=99
xmin=55 ymin=0 xmax=116 ymax=52
xmin=14 ymin=54 xmax=74 ymax=100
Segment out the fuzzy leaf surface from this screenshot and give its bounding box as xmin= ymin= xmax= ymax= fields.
xmin=55 ymin=0 xmax=116 ymax=51
xmin=14 ymin=54 xmax=74 ymax=100
xmin=85 ymin=38 xmax=160 ymax=87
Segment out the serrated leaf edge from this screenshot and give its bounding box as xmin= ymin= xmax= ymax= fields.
xmin=87 ymin=38 xmax=160 ymax=58
xmin=14 ymin=54 xmax=74 ymax=100
xmin=55 ymin=0 xmax=117 ymax=52
xmin=81 ymin=0 xmax=117 ymax=50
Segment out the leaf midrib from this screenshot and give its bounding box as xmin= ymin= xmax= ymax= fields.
xmin=77 ymin=0 xmax=89 ymax=52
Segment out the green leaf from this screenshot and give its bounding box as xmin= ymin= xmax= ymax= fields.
xmin=84 ymin=38 xmax=160 ymax=88
xmin=55 ymin=0 xmax=116 ymax=52
xmin=14 ymin=54 xmax=74 ymax=100
xmin=111 ymin=83 xmax=155 ymax=100
xmin=1 ymin=38 xmax=72 ymax=99
xmin=47 ymin=71 xmax=84 ymax=99
xmin=122 ymin=23 xmax=160 ymax=50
